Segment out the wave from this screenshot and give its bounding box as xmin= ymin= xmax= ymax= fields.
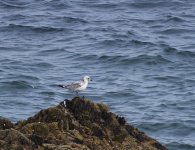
xmin=36 ymin=49 xmax=73 ymax=56
xmin=0 ymin=59 xmax=54 ymax=71
xmin=43 ymin=0 xmax=70 ymax=9
xmin=119 ymin=55 xmax=171 ymax=65
xmin=0 ymin=0 xmax=28 ymax=8
xmin=1 ymin=80 xmax=34 ymax=89
xmin=137 ymin=121 xmax=195 ymax=133
xmin=129 ymin=1 xmax=184 ymax=9
xmin=63 ymin=16 xmax=88 ymax=24
xmin=96 ymin=39 xmax=156 ymax=48
xmin=0 ymin=0 xmax=60 ymax=8
xmin=162 ymin=45 xmax=178 ymax=53
xmin=38 ymin=91 xmax=55 ymax=96
xmin=166 ymin=16 xmax=186 ymax=23
xmin=104 ymin=91 xmax=136 ymax=98
xmin=158 ymin=28 xmax=195 ymax=34
xmin=71 ymin=52 xmax=172 ymax=67
xmin=16 ymin=74 xmax=40 ymax=82
xmin=181 ymin=13 xmax=195 ymax=19
xmin=42 ymin=15 xmax=88 ymax=25
xmin=71 ymin=53 xmax=130 ymax=64
xmin=98 ymin=55 xmax=124 ymax=62
xmin=167 ymin=142 xmax=195 ymax=150
xmin=144 ymin=16 xmax=186 ymax=24
xmin=153 ymin=75 xmax=180 ymax=81
xmin=2 ymin=14 xmax=26 ymax=21
xmin=0 ymin=24 xmax=66 ymax=32
xmin=161 ymin=44 xmax=195 ymax=58
xmin=131 ymin=39 xmax=156 ymax=46
xmin=31 ymin=62 xmax=55 ymax=68
xmin=87 ymin=3 xmax=118 ymax=9
xmin=1 ymin=60 xmax=55 ymax=70
xmin=2 ymin=74 xmax=40 ymax=83
xmin=177 ymin=50 xmax=195 ymax=57
xmin=131 ymin=16 xmax=185 ymax=26
xmin=97 ymin=39 xmax=127 ymax=46
xmin=0 ymin=58 xmax=24 ymax=65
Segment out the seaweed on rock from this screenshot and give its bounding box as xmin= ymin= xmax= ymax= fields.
xmin=0 ymin=97 xmax=167 ymax=150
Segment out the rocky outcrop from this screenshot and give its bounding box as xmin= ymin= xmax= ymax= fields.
xmin=0 ymin=97 xmax=167 ymax=150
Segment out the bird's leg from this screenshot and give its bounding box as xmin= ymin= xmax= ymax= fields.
xmin=63 ymin=100 xmax=66 ymax=107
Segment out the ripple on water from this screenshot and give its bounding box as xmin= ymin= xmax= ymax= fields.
xmin=118 ymin=55 xmax=172 ymax=66
xmin=129 ymin=1 xmax=184 ymax=9
xmin=63 ymin=16 xmax=88 ymax=24
xmin=1 ymin=80 xmax=34 ymax=89
xmin=167 ymin=142 xmax=195 ymax=150
xmin=0 ymin=0 xmax=28 ymax=8
xmin=70 ymin=53 xmax=172 ymax=67
xmin=177 ymin=50 xmax=195 ymax=58
xmin=162 ymin=45 xmax=178 ymax=53
xmin=166 ymin=15 xmax=186 ymax=23
xmin=0 ymin=0 xmax=69 ymax=8
xmin=158 ymin=28 xmax=195 ymax=35
xmin=0 ymin=24 xmax=69 ymax=33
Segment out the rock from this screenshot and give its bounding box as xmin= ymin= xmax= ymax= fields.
xmin=0 ymin=128 xmax=33 ymax=150
xmin=0 ymin=117 xmax=14 ymax=130
xmin=0 ymin=97 xmax=168 ymax=150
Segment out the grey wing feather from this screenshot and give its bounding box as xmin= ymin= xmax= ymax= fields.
xmin=64 ymin=82 xmax=82 ymax=90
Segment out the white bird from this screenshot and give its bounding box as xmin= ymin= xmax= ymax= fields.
xmin=58 ymin=76 xmax=92 ymax=95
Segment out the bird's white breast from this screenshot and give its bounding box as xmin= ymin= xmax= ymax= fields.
xmin=76 ymin=81 xmax=88 ymax=91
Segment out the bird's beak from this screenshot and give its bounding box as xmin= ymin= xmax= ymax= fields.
xmin=90 ymin=78 xmax=92 ymax=81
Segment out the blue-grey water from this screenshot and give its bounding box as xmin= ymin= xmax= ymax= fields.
xmin=0 ymin=0 xmax=195 ymax=149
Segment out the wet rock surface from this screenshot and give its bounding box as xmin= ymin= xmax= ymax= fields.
xmin=0 ymin=97 xmax=168 ymax=150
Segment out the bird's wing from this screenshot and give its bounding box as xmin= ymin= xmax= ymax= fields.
xmin=64 ymin=81 xmax=82 ymax=90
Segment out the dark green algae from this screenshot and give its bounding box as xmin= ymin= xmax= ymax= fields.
xmin=0 ymin=97 xmax=167 ymax=150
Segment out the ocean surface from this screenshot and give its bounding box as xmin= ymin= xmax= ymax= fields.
xmin=0 ymin=0 xmax=195 ymax=149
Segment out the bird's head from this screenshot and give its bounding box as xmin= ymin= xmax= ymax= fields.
xmin=83 ymin=76 xmax=92 ymax=82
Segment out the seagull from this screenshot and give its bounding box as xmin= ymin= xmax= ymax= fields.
xmin=58 ymin=76 xmax=92 ymax=95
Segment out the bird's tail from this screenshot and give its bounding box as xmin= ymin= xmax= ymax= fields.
xmin=58 ymin=85 xmax=66 ymax=88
